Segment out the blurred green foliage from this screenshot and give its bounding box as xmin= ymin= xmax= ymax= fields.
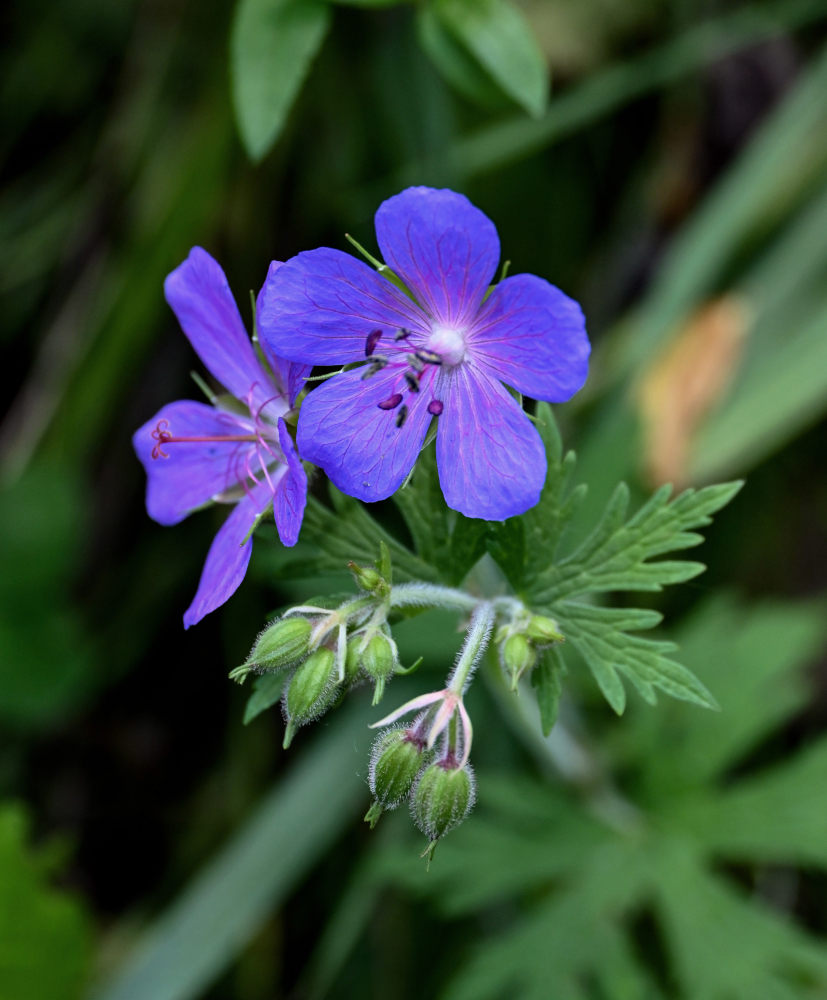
xmin=2 ymin=0 xmax=827 ymax=997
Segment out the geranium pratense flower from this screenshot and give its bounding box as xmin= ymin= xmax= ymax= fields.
xmin=133 ymin=248 xmax=309 ymax=628
xmin=257 ymin=187 xmax=589 ymax=520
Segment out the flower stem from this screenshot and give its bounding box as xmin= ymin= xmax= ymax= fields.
xmin=389 ymin=583 xmax=479 ymax=613
xmin=448 ymin=602 xmax=495 ymax=695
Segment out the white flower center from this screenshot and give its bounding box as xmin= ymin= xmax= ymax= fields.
xmin=426 ymin=326 xmax=467 ymax=367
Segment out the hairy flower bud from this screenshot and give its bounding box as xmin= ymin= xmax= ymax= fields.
xmin=348 ymin=561 xmax=389 ymax=598
xmin=411 ymin=761 xmax=475 ymax=845
xmin=370 ymin=729 xmax=425 ymax=804
xmin=252 ymin=616 xmax=313 ymax=669
xmin=502 ymin=633 xmax=537 ymax=688
xmin=282 ymin=647 xmax=337 ymax=747
xmin=525 ymin=615 xmax=564 ymax=644
xmin=358 ymin=632 xmax=398 ymax=705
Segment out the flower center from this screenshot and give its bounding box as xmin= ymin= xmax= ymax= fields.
xmin=426 ymin=326 xmax=467 ymax=367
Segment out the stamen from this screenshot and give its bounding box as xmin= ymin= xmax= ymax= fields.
xmin=428 ymin=400 xmax=444 ymax=416
xmin=365 ymin=329 xmax=382 ymax=356
xmin=377 ymin=393 xmax=403 ymax=411
xmin=415 ymin=349 xmax=443 ymax=366
xmin=396 ymin=404 xmax=409 ymax=428
xmin=395 ymin=328 xmax=411 ymax=341
xmin=407 ymin=353 xmax=424 ymax=374
xmin=361 ymin=357 xmax=389 ymax=380
xmin=404 ymin=372 xmax=420 ymax=393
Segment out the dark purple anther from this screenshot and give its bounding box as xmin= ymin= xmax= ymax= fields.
xmin=395 ymin=328 xmax=411 ymax=341
xmin=396 ymin=404 xmax=409 ymax=428
xmin=365 ymin=329 xmax=382 ymax=356
xmin=428 ymin=400 xmax=444 ymax=416
xmin=404 ymin=372 xmax=420 ymax=393
xmin=361 ymin=356 xmax=389 ymax=380
xmin=378 ymin=393 xmax=403 ymax=411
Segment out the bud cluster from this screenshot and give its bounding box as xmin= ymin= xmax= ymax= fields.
xmin=231 ymin=553 xmax=569 ymax=860
xmin=364 ymin=683 xmax=476 ymax=861
xmin=495 ymin=611 xmax=564 ymax=689
xmin=229 ymin=549 xmax=411 ymax=747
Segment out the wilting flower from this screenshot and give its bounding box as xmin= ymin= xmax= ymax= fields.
xmin=257 ymin=186 xmax=589 ymax=520
xmin=133 ymin=248 xmax=308 ymax=627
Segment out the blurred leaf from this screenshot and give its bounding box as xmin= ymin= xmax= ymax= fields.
xmin=416 ymin=5 xmax=513 ymax=112
xmin=92 ymin=698 xmax=374 ymax=1000
xmin=0 ymin=464 xmax=97 ymax=727
xmin=231 ymin=0 xmax=331 ymax=161
xmin=410 ymin=0 xmax=827 ymax=180
xmin=385 ymin=774 xmax=610 ymax=914
xmin=693 ymin=294 xmax=827 ymax=480
xmin=394 ymin=593 xmax=827 ymax=998
xmin=673 ymin=737 xmax=827 ymax=868
xmin=617 ymin=39 xmax=827 ymax=380
xmin=627 ymin=596 xmax=827 ymax=795
xmin=242 ymin=672 xmax=286 ymax=724
xmin=429 ymin=0 xmax=548 ymax=118
xmin=0 ymin=805 xmax=92 ymax=1000
xmin=637 ymin=295 xmax=749 ymax=487
xmin=655 ymin=843 xmax=827 ymax=998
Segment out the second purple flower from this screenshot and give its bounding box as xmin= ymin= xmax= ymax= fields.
xmin=257 ymin=187 xmax=590 ymax=521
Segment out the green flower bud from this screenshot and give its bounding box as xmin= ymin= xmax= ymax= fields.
xmin=362 ymin=633 xmax=396 ymax=680
xmin=502 ymin=633 xmax=537 ymax=688
xmin=361 ymin=632 xmax=397 ymax=705
xmin=344 ymin=636 xmax=364 ymax=684
xmin=250 ymin=616 xmax=312 ymax=671
xmin=369 ymin=729 xmax=425 ymax=810
xmin=282 ymin=647 xmax=336 ymax=747
xmin=411 ymin=761 xmax=475 ymax=844
xmin=348 ymin=561 xmax=386 ymax=595
xmin=525 ymin=615 xmax=564 ymax=644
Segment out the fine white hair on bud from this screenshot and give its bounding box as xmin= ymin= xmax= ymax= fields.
xmin=410 ymin=760 xmax=476 ymax=844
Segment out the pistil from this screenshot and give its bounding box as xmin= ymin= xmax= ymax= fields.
xmin=151 ymin=419 xmax=260 ymax=460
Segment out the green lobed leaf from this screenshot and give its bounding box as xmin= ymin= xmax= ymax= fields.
xmin=0 ymin=805 xmax=92 ymax=1000
xmin=448 ymin=514 xmax=489 ymax=585
xmin=392 ymin=443 xmax=451 ymax=574
xmin=484 ymin=516 xmax=525 ymax=591
xmin=530 ymin=479 xmax=743 ymax=606
xmin=299 ymin=495 xmax=439 ymax=583
xmin=522 ymin=404 xmax=587 ymax=589
xmin=530 ymin=645 xmax=565 ymax=737
xmin=430 ymin=0 xmax=549 ymax=118
xmin=230 ymin=0 xmax=331 ymax=161
xmin=555 ymin=602 xmax=718 ymax=715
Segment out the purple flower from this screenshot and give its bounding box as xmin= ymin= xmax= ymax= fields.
xmin=133 ymin=248 xmax=309 ymax=628
xmin=257 ymin=187 xmax=589 ymax=520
